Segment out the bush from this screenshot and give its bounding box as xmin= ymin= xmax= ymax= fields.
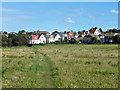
xmin=69 ymin=38 xmax=76 ymax=44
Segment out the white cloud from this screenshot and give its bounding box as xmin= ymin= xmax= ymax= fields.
xmin=66 ymin=18 xmax=75 ymax=23
xmin=111 ymin=9 xmax=119 ymax=14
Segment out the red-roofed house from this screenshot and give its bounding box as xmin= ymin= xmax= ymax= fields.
xmin=68 ymin=31 xmax=74 ymax=40
xmin=29 ymin=34 xmax=46 ymax=44
xmin=89 ymin=27 xmax=102 ymax=35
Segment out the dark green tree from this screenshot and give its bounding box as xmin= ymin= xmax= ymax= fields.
xmin=91 ymin=37 xmax=98 ymax=43
xmin=3 ymin=32 xmax=7 ymax=34
xmin=69 ymin=38 xmax=76 ymax=44
xmin=64 ymin=37 xmax=68 ymax=43
xmin=7 ymin=38 xmax=12 ymax=46
xmin=18 ymin=30 xmax=26 ymax=34
xmin=2 ymin=35 xmax=8 ymax=46
xmin=113 ymin=35 xmax=120 ymax=43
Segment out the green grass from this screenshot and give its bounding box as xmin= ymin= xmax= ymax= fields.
xmin=2 ymin=44 xmax=118 ymax=88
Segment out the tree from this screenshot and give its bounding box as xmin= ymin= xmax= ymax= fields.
xmin=69 ymin=38 xmax=76 ymax=44
xmin=106 ymin=28 xmax=118 ymax=33
xmin=99 ymin=28 xmax=103 ymax=33
xmin=3 ymin=32 xmax=7 ymax=34
xmin=73 ymin=32 xmax=77 ymax=35
xmin=113 ymin=35 xmax=120 ymax=43
xmin=78 ymin=35 xmax=82 ymax=37
xmin=7 ymin=38 xmax=12 ymax=46
xmin=2 ymin=35 xmax=8 ymax=46
xmin=26 ymin=32 xmax=33 ymax=35
xmin=112 ymin=28 xmax=118 ymax=33
xmin=18 ymin=30 xmax=26 ymax=34
xmin=91 ymin=37 xmax=98 ymax=43
xmin=64 ymin=37 xmax=68 ymax=43
xmin=17 ymin=34 xmax=29 ymax=46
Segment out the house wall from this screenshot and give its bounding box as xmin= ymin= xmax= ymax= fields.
xmin=94 ymin=30 xmax=101 ymax=35
xmin=49 ymin=38 xmax=55 ymax=43
xmin=39 ymin=34 xmax=46 ymax=43
xmin=68 ymin=32 xmax=74 ymax=40
xmin=54 ymin=34 xmax=61 ymax=41
xmin=29 ymin=40 xmax=40 ymax=44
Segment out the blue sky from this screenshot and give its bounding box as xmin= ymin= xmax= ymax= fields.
xmin=2 ymin=2 xmax=118 ymax=33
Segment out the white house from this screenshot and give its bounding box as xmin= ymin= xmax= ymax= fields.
xmin=49 ymin=35 xmax=55 ymax=43
xmin=49 ymin=33 xmax=63 ymax=43
xmin=29 ymin=34 xmax=46 ymax=44
xmin=89 ymin=27 xmax=102 ymax=36
xmin=54 ymin=33 xmax=62 ymax=41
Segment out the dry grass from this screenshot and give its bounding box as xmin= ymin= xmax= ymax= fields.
xmin=2 ymin=44 xmax=118 ymax=88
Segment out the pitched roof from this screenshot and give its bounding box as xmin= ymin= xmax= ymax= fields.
xmin=89 ymin=27 xmax=97 ymax=34
xmin=31 ymin=34 xmax=42 ymax=40
xmin=34 ymin=31 xmax=50 ymax=34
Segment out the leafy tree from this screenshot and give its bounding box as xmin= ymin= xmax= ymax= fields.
xmin=85 ymin=35 xmax=92 ymax=37
xmin=106 ymin=28 xmax=118 ymax=33
xmin=2 ymin=35 xmax=8 ymax=46
xmin=8 ymin=34 xmax=17 ymax=39
xmin=26 ymin=32 xmax=33 ymax=35
xmin=69 ymin=38 xmax=76 ymax=44
xmin=3 ymin=32 xmax=7 ymax=34
xmin=113 ymin=35 xmax=120 ymax=43
xmin=18 ymin=30 xmax=26 ymax=34
xmin=7 ymin=38 xmax=12 ymax=46
xmin=64 ymin=37 xmax=68 ymax=43
xmin=91 ymin=37 xmax=98 ymax=43
xmin=99 ymin=28 xmax=103 ymax=33
xmin=64 ymin=31 xmax=67 ymax=34
xmin=74 ymin=32 xmax=77 ymax=35
xmin=78 ymin=35 xmax=82 ymax=37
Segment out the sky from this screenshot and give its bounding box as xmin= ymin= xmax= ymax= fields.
xmin=1 ymin=2 xmax=118 ymax=33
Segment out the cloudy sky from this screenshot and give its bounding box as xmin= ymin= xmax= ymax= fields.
xmin=2 ymin=2 xmax=118 ymax=33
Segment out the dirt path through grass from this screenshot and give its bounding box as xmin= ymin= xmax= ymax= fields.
xmin=32 ymin=46 xmax=61 ymax=88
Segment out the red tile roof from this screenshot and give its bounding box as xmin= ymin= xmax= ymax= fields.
xmin=89 ymin=27 xmax=101 ymax=34
xmin=31 ymin=34 xmax=42 ymax=40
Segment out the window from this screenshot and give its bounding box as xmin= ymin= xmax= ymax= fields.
xmin=35 ymin=37 xmax=37 ymax=39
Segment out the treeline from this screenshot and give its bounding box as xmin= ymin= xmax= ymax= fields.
xmin=2 ymin=34 xmax=29 ymax=47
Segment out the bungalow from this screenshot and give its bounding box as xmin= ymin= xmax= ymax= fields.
xmin=29 ymin=34 xmax=46 ymax=44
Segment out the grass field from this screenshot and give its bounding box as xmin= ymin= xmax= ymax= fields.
xmin=2 ymin=44 xmax=118 ymax=88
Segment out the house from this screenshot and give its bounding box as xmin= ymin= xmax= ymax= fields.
xmin=54 ymin=33 xmax=62 ymax=41
xmin=49 ymin=35 xmax=55 ymax=43
xmin=89 ymin=27 xmax=102 ymax=36
xmin=104 ymin=33 xmax=118 ymax=43
xmin=68 ymin=31 xmax=74 ymax=40
xmin=62 ymin=33 xmax=68 ymax=40
xmin=29 ymin=34 xmax=46 ymax=44
xmin=33 ymin=31 xmax=50 ymax=35
xmin=44 ymin=34 xmax=49 ymax=43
